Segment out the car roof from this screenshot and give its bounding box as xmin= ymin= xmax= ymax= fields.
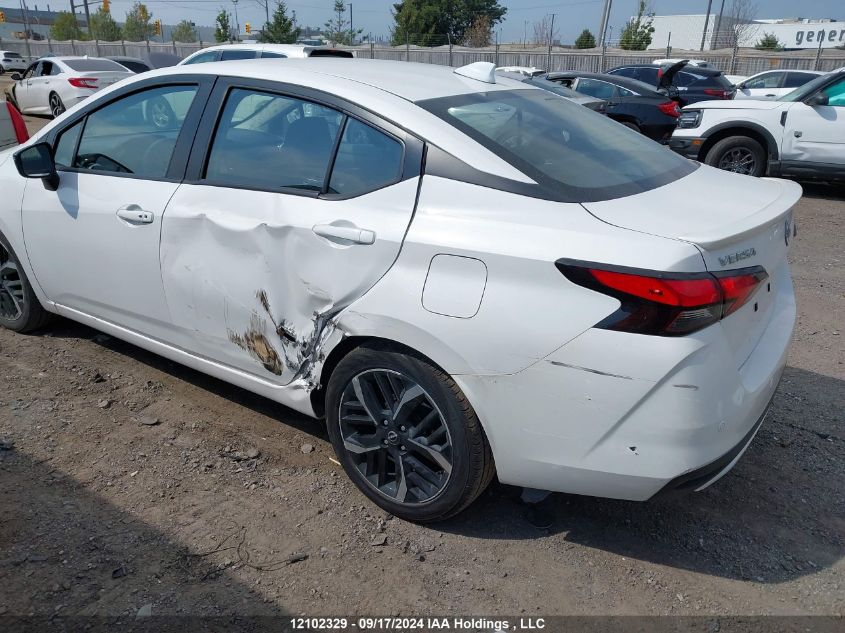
xmin=176 ymin=58 xmax=525 ymax=101
xmin=745 ymin=68 xmax=823 ymax=77
xmin=546 ymin=71 xmax=662 ymax=96
xmin=611 ymin=63 xmax=724 ymax=76
xmin=184 ymin=43 xmax=346 ymax=59
xmin=107 ymin=56 xmax=147 ymax=63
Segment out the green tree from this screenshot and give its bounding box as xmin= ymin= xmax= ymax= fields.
xmin=123 ymin=2 xmax=154 ymax=41
xmin=258 ymin=1 xmax=300 ymax=43
xmin=391 ymin=0 xmax=506 ymax=47
xmin=463 ymin=14 xmax=491 ymax=47
xmin=574 ymin=28 xmax=596 ymax=48
xmin=172 ymin=19 xmax=197 ymax=42
xmin=214 ymin=9 xmax=231 ymax=42
xmin=89 ymin=7 xmax=122 ymax=41
xmin=755 ymin=32 xmax=784 ymax=51
xmin=50 ymin=11 xmax=85 ymax=40
xmin=324 ymin=0 xmax=360 ymax=45
xmin=618 ymin=0 xmax=654 ymax=50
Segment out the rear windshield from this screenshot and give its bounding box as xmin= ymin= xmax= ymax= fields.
xmin=64 ymin=59 xmax=128 ymax=71
xmin=683 ymin=71 xmax=732 ymax=88
xmin=419 ymin=89 xmax=695 ymax=201
xmin=4 ymin=52 xmax=23 ymax=58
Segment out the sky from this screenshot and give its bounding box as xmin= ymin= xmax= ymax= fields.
xmin=71 ymin=0 xmax=845 ymax=42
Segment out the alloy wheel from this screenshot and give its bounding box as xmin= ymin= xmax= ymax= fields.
xmin=0 ymin=245 xmax=25 ymax=320
xmin=338 ymin=369 xmax=453 ymax=505
xmin=718 ymin=147 xmax=756 ymax=175
xmin=49 ymin=94 xmax=64 ymax=117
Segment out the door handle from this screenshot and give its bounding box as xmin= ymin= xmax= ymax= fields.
xmin=312 ymin=223 xmax=375 ymax=245
xmin=765 ymin=93 xmax=775 ymax=97
xmin=117 ymin=204 xmax=154 ymax=225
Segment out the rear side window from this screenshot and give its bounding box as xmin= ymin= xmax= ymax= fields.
xmin=420 ymin=89 xmax=695 ymax=201
xmin=184 ymin=51 xmax=218 ymax=65
xmin=220 ymin=49 xmax=257 ymax=61
xmin=743 ymin=72 xmax=782 ymax=89
xmin=575 ymin=78 xmax=616 ymax=100
xmin=119 ymin=60 xmax=151 ymax=73
xmin=784 ymin=72 xmax=818 ymax=88
xmin=71 ymin=85 xmax=198 ymax=178
xmin=608 ymin=67 xmax=637 ymax=79
xmin=308 ymin=49 xmax=353 ymax=58
xmin=328 ymin=119 xmax=403 ymax=196
xmin=261 ymin=51 xmax=287 ymax=58
xmin=5 ymin=52 xmax=22 ymax=59
xmin=205 ymin=88 xmax=342 ymax=191
xmin=63 ymin=59 xmax=128 ymax=72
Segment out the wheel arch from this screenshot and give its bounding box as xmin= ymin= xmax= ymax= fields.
xmin=699 ymin=122 xmax=779 ymax=163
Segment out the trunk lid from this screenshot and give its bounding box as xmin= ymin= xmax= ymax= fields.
xmin=76 ymin=71 xmax=133 ymax=89
xmin=582 ymin=166 xmax=801 ymax=368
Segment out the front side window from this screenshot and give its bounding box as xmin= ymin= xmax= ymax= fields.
xmin=744 ymin=72 xmax=782 ymax=89
xmin=261 ymin=51 xmax=287 ymax=58
xmin=420 ymin=89 xmax=695 ymax=201
xmin=183 ymin=51 xmax=218 ymax=65
xmin=205 ymin=88 xmax=342 ymax=191
xmin=820 ymin=76 xmax=845 ymax=106
xmin=21 ymin=64 xmax=36 ymax=80
xmin=71 ymin=85 xmax=198 ymax=178
xmin=328 ymin=119 xmax=403 ymax=196
xmin=54 ymin=119 xmax=83 ymax=168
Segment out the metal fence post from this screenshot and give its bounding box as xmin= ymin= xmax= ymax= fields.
xmin=370 ymin=41 xmax=374 ymax=59
xmin=146 ymin=36 xmax=151 ymax=56
xmin=95 ymin=39 xmax=101 ymax=56
xmin=405 ymin=31 xmax=410 ymax=62
xmin=121 ymin=39 xmax=126 ymax=55
xmin=448 ymin=33 xmax=452 ymax=67
xmin=813 ymin=36 xmax=823 ymax=71
xmin=23 ymin=32 xmax=31 ymax=61
xmin=71 ymin=38 xmax=76 ymax=55
xmin=600 ymin=42 xmax=607 ymax=73
xmin=666 ymin=31 xmax=671 ymax=58
xmin=730 ymin=40 xmax=738 ymax=74
xmin=172 ymin=37 xmax=177 ymax=54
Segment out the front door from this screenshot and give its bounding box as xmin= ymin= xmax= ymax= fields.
xmin=161 ymin=83 xmax=422 ymax=384
xmin=781 ymin=74 xmax=845 ymax=170
xmin=21 ymin=82 xmax=208 ymax=339
xmin=13 ymin=63 xmax=37 ymax=113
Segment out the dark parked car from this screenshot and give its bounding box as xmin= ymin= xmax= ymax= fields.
xmin=106 ymin=56 xmax=154 ymax=74
xmin=497 ymin=71 xmax=607 ymax=114
xmin=546 ymin=71 xmax=680 ymax=142
xmin=606 ymin=60 xmax=735 ymax=107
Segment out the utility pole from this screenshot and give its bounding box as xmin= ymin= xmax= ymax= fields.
xmin=713 ymin=0 xmax=726 ymax=49
xmin=231 ymin=0 xmax=239 ymax=41
xmin=598 ymin=0 xmax=612 ymax=47
xmin=348 ymin=3 xmax=353 ymax=46
xmin=547 ymin=13 xmax=555 ymax=72
xmin=18 ymin=0 xmax=32 ymax=59
xmin=523 ymin=20 xmax=527 ymax=48
xmin=699 ymin=0 xmax=713 ymax=51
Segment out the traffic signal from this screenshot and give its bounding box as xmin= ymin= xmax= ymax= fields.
xmin=245 ymin=22 xmax=251 ymax=34
xmin=154 ymin=19 xmax=161 ymax=35
xmin=102 ymin=0 xmax=109 ymax=11
xmin=0 ymin=11 xmax=6 ymax=23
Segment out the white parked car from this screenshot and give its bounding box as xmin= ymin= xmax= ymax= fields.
xmin=671 ymin=69 xmax=845 ymax=180
xmin=734 ymin=69 xmax=823 ymax=100
xmin=179 ymin=43 xmax=353 ymax=65
xmin=0 ymin=59 xmax=799 ymax=521
xmin=8 ymin=56 xmax=133 ymax=117
xmin=0 ymin=50 xmax=29 ymax=74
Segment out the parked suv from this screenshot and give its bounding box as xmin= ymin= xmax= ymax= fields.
xmin=0 ymin=50 xmax=28 ymax=75
xmin=607 ymin=61 xmax=735 ymax=106
xmin=670 ymin=69 xmax=845 ymax=180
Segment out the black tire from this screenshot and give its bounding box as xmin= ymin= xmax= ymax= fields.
xmin=0 ymin=233 xmax=52 ymax=333
xmin=49 ymin=92 xmax=65 ymax=118
xmin=620 ymin=121 xmax=640 ymax=133
xmin=326 ymin=344 xmax=495 ymax=522
xmin=704 ymin=135 xmax=767 ymax=177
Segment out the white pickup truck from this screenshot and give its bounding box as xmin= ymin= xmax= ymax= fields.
xmin=670 ymin=69 xmax=845 ymax=181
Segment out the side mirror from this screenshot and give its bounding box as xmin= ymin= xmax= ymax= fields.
xmin=806 ymin=92 xmax=829 ymax=107
xmin=10 ymin=73 xmax=21 ymax=81
xmin=14 ymin=142 xmax=59 ymax=191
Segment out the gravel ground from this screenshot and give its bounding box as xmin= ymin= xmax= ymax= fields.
xmin=0 ymin=100 xmax=843 ymax=621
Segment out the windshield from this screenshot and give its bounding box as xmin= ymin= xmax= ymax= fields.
xmin=419 ymin=89 xmax=695 ymax=201
xmin=64 ymin=59 xmax=128 ymax=72
xmin=779 ymin=73 xmax=834 ymax=102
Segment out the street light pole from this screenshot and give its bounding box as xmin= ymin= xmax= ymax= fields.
xmin=231 ymin=0 xmax=240 ymax=41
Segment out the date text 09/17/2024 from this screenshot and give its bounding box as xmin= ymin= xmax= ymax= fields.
xmin=290 ymin=617 xmax=547 ymax=630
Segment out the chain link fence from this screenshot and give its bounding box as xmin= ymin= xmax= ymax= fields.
xmin=1 ymin=34 xmax=843 ymax=78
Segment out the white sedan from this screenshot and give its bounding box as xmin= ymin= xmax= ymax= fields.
xmin=8 ymin=56 xmax=133 ymax=117
xmin=734 ymin=69 xmax=823 ymax=100
xmin=0 ymin=59 xmax=798 ymax=521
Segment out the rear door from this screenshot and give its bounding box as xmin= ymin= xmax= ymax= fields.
xmin=160 ymin=79 xmax=423 ymax=384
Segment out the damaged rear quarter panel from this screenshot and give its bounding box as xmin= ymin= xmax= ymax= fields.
xmin=159 ymin=179 xmax=420 ymax=386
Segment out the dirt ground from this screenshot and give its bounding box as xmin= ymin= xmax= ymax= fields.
xmin=1 ymin=95 xmax=843 ymax=622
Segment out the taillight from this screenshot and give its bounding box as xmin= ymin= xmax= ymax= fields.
xmin=657 ymin=100 xmax=680 ymax=117
xmin=556 ymin=261 xmax=768 ymax=336
xmin=68 ymin=77 xmax=98 ymax=89
xmin=5 ymin=101 xmax=29 ymax=144
xmin=703 ymin=88 xmax=730 ymax=99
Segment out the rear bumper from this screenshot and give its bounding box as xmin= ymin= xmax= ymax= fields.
xmin=669 ymin=136 xmax=704 ymax=159
xmin=455 ymin=272 xmax=795 ymax=501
